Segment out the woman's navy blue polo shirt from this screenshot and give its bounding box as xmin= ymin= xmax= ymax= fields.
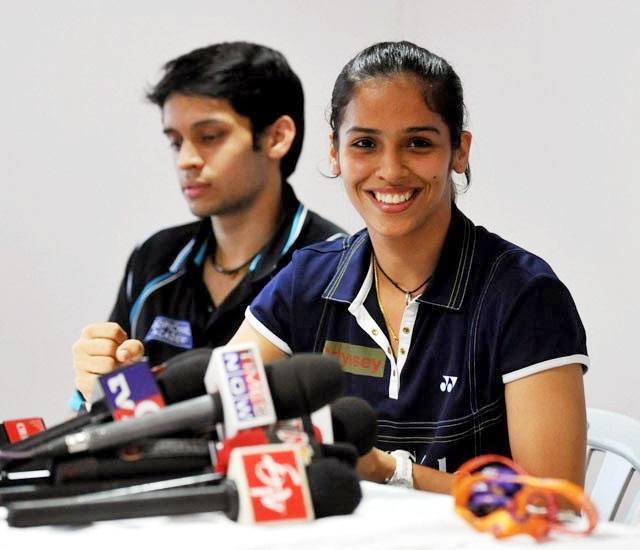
xmin=247 ymin=205 xmax=589 ymax=473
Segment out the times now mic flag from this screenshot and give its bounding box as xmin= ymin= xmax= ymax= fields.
xmin=228 ymin=444 xmax=314 ymax=524
xmin=94 ymin=361 xmax=166 ymax=421
xmin=206 ymin=343 xmax=276 ymax=438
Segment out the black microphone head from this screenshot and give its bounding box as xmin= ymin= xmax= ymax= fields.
xmin=158 ymin=350 xmax=346 ymax=417
xmin=266 ymin=354 xmax=346 ymax=419
xmin=307 ymin=457 xmax=362 ymax=518
xmin=320 ymin=442 xmax=358 ymax=467
xmin=156 ymin=348 xmax=213 ymax=404
xmin=330 ymin=396 xmax=377 ymax=456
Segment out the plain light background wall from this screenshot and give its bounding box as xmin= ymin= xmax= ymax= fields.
xmin=1 ymin=1 xmax=638 ymax=425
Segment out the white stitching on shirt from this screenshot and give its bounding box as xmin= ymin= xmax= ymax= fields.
xmin=322 ymin=233 xmax=367 ymax=299
xmin=377 ymin=413 xmax=504 ymax=444
xmin=451 ymin=218 xmax=476 ymax=309
xmin=469 ymin=250 xmax=519 ymax=406
xmin=448 ymin=216 xmax=470 ymax=308
xmin=377 ymin=396 xmax=503 ymax=428
xmin=468 ymin=248 xmax=520 ymax=453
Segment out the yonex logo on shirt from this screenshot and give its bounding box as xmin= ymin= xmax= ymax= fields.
xmin=440 ymin=375 xmax=458 ymax=392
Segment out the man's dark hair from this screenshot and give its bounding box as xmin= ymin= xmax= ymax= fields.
xmin=147 ymin=42 xmax=304 ymax=179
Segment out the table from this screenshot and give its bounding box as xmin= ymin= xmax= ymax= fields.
xmin=1 ymin=482 xmax=639 ymax=549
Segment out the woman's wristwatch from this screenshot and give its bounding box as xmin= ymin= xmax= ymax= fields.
xmin=384 ymin=449 xmax=414 ymax=488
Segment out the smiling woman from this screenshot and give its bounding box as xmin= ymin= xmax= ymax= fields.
xmin=329 ymin=72 xmax=469 ymax=259
xmin=224 ymin=41 xmax=589 ymax=493
xmin=223 ymin=41 xmax=587 ymax=494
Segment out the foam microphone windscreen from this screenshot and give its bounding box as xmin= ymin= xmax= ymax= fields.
xmin=330 ymin=396 xmax=377 ymax=456
xmin=307 ymin=457 xmax=362 ymax=518
xmin=266 ymin=354 xmax=346 ymax=418
xmin=5 ymin=456 xmax=361 ymax=526
xmin=18 ymin=353 xmax=345 ymax=460
xmin=320 ymin=442 xmax=358 ymax=467
xmin=157 ymin=350 xmax=346 ymax=414
xmin=156 ymin=348 xmax=212 ymax=403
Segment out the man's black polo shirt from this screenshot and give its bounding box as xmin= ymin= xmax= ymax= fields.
xmin=108 ymin=183 xmax=344 ymax=367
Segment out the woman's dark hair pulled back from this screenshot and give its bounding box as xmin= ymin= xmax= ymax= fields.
xmin=330 ymin=41 xmax=470 ymax=189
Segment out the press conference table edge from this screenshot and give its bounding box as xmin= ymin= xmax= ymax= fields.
xmin=1 ymin=481 xmax=639 ymax=550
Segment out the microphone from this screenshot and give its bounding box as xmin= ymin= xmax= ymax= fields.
xmin=329 ymin=396 xmax=377 ymax=456
xmin=155 ymin=347 xmax=214 ymax=402
xmin=1 ymin=395 xmax=372 ymax=506
xmin=0 ymin=471 xmax=222 ymax=505
xmin=0 ymin=418 xmax=46 ymax=446
xmin=0 ymin=351 xmax=221 ymax=485
xmin=1 ymin=418 xmax=51 ymax=486
xmin=215 ymin=396 xmax=377 ymax=474
xmin=316 ymin=395 xmax=377 ymax=468
xmin=1 ymin=355 xmax=205 ymax=455
xmin=5 ymin=454 xmax=361 ymax=527
xmin=0 ymin=438 xmax=214 ymax=496
xmin=8 ymin=353 xmax=344 ymax=460
xmin=53 ymin=438 xmax=214 ymax=482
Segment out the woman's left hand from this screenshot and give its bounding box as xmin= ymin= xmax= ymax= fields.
xmin=356 ymin=447 xmax=396 ymax=483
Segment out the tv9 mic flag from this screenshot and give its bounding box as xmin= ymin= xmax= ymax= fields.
xmin=95 ymin=361 xmax=166 ymax=421
xmin=2 ymin=359 xmax=192 ymax=455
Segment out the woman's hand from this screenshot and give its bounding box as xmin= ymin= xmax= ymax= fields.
xmin=357 ymin=447 xmax=454 ymax=493
xmin=356 ymin=447 xmax=396 ymax=482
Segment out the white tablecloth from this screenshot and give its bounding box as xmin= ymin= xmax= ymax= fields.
xmin=1 ymin=482 xmax=639 ymax=549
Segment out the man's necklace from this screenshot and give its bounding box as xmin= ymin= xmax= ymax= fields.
xmin=373 ymin=255 xmax=432 ymax=306
xmin=211 ymin=253 xmax=256 ymax=277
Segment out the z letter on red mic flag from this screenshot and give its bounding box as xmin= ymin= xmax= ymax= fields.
xmin=245 ymin=449 xmax=309 ymax=522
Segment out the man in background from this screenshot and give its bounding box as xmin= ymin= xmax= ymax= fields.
xmin=71 ymin=41 xmax=344 ymax=404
